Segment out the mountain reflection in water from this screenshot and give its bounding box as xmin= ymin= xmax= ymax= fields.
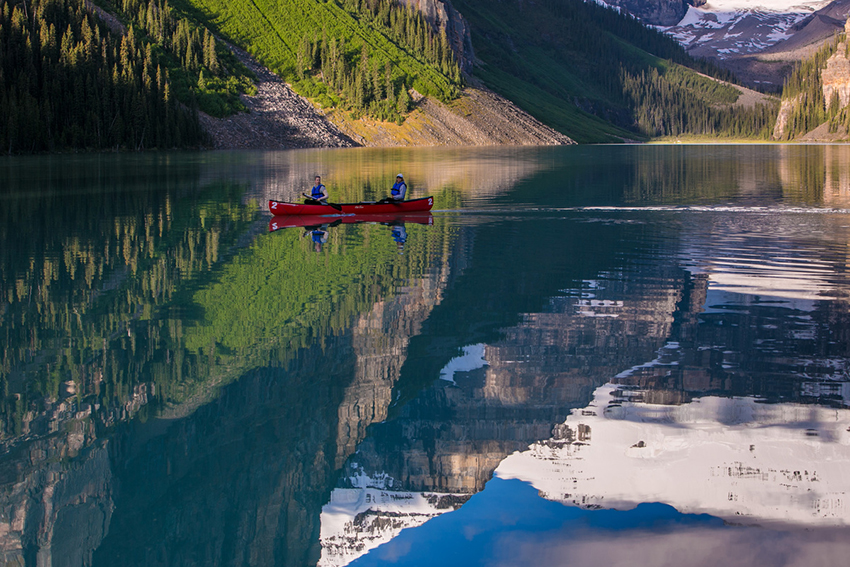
xmin=3 ymin=146 xmax=850 ymax=566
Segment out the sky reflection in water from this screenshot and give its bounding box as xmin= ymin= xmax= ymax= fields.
xmin=349 ymin=477 xmax=850 ymax=567
xmin=380 ymin=479 xmax=850 ymax=567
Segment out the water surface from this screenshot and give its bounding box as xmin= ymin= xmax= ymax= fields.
xmin=2 ymin=145 xmax=850 ymax=567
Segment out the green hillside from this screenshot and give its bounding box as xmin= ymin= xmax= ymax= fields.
xmin=169 ymin=0 xmax=463 ymax=121
xmin=454 ymin=0 xmax=779 ymax=143
xmin=172 ymin=0 xmax=778 ymax=142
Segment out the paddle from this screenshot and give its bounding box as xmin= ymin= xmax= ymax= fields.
xmin=302 ymin=193 xmax=342 ymax=211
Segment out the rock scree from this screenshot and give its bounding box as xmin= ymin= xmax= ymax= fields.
xmin=199 ymin=45 xmax=357 ymax=150
xmin=202 ymin=45 xmax=574 ymax=149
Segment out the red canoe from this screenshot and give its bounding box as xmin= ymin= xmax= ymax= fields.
xmin=269 ymin=212 xmax=433 ymax=232
xmin=268 ymin=196 xmax=434 ymax=215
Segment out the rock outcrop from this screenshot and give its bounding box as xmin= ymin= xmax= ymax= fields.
xmin=398 ymin=0 xmax=475 ymax=74
xmin=0 ymin=433 xmax=113 ymax=567
xmin=199 ymin=45 xmax=356 ymax=150
xmin=821 ymin=21 xmax=850 ymax=107
xmin=773 ymin=19 xmax=850 ymax=140
xmin=772 ymin=95 xmax=801 ymax=140
xmin=605 ymin=0 xmax=687 ymax=26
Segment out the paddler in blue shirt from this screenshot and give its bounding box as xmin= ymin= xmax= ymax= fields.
xmin=391 ymin=174 xmax=407 ymax=200
xmin=303 ymin=175 xmax=329 ymax=204
xmin=380 ymin=174 xmax=407 ymax=203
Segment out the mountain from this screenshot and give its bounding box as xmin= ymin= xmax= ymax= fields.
xmin=618 ymin=0 xmax=850 ymax=92
xmin=772 ymin=21 xmax=850 ymax=140
xmin=451 ymin=0 xmax=778 ymax=141
xmin=185 ymin=0 xmax=781 ymax=142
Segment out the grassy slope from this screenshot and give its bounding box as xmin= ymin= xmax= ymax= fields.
xmin=172 ymin=0 xmax=458 ymax=101
xmin=458 ymin=0 xmax=633 ymax=143
xmin=454 ymin=0 xmax=745 ymax=143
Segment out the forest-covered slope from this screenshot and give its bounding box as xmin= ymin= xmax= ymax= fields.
xmin=0 ymin=0 xmax=261 ymax=152
xmin=166 ymin=0 xmax=779 ymax=143
xmin=0 ymin=0 xmax=208 ymax=151
xmin=1 ymin=0 xmax=783 ymax=150
xmin=453 ymin=0 xmax=779 ymax=143
xmin=172 ymin=0 xmax=464 ymax=123
xmin=772 ymin=30 xmax=850 ymax=141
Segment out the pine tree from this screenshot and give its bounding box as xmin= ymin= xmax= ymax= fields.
xmin=397 ymin=82 xmax=410 ymax=113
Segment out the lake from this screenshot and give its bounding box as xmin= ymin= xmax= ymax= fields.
xmin=2 ymin=144 xmax=850 ymax=567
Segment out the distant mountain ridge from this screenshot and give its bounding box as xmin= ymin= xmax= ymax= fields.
xmin=624 ymin=0 xmax=850 ymax=91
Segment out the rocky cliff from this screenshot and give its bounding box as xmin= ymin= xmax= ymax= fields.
xmin=773 ymin=19 xmax=850 ymax=140
xmin=0 ymin=426 xmax=114 ymax=567
xmin=772 ymin=95 xmax=801 ymax=140
xmin=821 ymin=25 xmax=850 ymax=107
xmin=398 ymin=0 xmax=475 ymax=74
xmin=604 ymin=0 xmax=687 ymax=26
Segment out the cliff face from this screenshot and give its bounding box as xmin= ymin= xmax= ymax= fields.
xmin=772 ymin=95 xmax=800 ymax=140
xmin=398 ymin=0 xmax=475 ymax=74
xmin=604 ymin=0 xmax=687 ymax=26
xmin=342 ymin=285 xmax=684 ymax=496
xmin=822 ymin=42 xmax=850 ymax=108
xmin=336 ymin=248 xmax=691 ymax=497
xmin=773 ymin=20 xmax=850 ymax=140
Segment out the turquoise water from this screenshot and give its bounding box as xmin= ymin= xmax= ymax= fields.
xmin=2 ymin=145 xmax=850 ymax=566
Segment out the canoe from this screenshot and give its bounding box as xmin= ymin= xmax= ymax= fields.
xmin=269 ymin=212 xmax=433 ymax=232
xmin=268 ymin=196 xmax=433 ymax=215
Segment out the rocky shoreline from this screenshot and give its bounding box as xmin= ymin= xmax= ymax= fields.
xmin=199 ymin=45 xmax=356 ymax=150
xmin=201 ymin=45 xmax=574 ymax=150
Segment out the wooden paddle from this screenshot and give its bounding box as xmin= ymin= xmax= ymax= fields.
xmin=302 ymin=193 xmax=342 ymax=211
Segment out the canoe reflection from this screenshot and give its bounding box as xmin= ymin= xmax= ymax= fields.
xmin=270 ymin=212 xmax=432 ymax=253
xmin=268 ymin=212 xmax=434 ymax=232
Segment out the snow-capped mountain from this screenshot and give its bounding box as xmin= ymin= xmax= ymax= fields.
xmin=601 ymin=0 xmax=850 ymax=88
xmin=661 ymin=0 xmax=832 ymax=58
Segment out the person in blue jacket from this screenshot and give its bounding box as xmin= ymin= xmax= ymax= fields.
xmin=303 ymin=175 xmax=329 ymax=204
xmin=384 ymin=174 xmax=407 ymax=202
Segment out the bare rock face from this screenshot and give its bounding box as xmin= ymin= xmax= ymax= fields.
xmin=772 ymin=95 xmax=800 ymax=140
xmin=822 ymin=50 xmax=850 ymax=107
xmin=398 ymin=0 xmax=475 ymax=74
xmin=822 ymin=29 xmax=850 ymax=108
xmin=776 ymin=21 xmax=850 ymax=140
xmin=0 ymin=439 xmax=113 ymax=567
xmin=605 ymin=0 xmax=687 ymax=26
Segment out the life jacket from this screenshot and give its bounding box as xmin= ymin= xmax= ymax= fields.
xmin=392 ymin=225 xmax=407 ymax=244
xmin=391 ymin=181 xmax=406 ymax=199
xmin=311 ymin=184 xmax=326 ymax=199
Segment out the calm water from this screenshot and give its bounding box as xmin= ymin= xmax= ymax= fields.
xmin=2 ymin=145 xmax=850 ymax=567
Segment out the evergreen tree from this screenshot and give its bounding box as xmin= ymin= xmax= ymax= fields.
xmin=397 ymin=83 xmax=410 ymax=113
